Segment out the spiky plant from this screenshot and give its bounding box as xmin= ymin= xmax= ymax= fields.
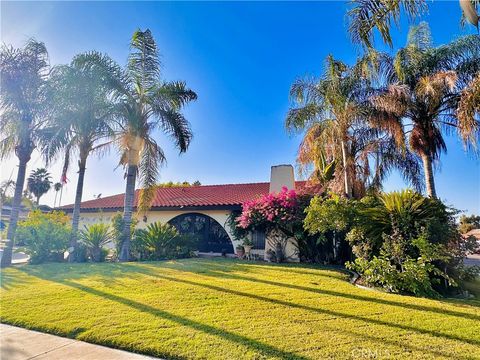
xmin=79 ymin=223 xmax=113 ymax=262
xmin=75 ymin=29 xmax=197 ymax=261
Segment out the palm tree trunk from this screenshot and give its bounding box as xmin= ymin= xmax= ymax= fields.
xmin=340 ymin=139 xmax=352 ymax=198
xmin=68 ymin=155 xmax=87 ymax=263
xmin=421 ymin=153 xmax=436 ymax=198
xmin=119 ymin=164 xmax=137 ymax=261
xmin=53 ymin=191 xmax=58 ymax=208
xmin=59 ymin=186 xmax=64 ymax=207
xmin=1 ymin=155 xmax=29 ymax=268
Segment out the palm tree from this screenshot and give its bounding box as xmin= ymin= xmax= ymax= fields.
xmin=286 ymin=55 xmax=422 ymax=198
xmin=76 ymin=29 xmax=197 ymax=261
xmin=371 ymin=23 xmax=480 ymax=197
xmin=53 ymin=182 xmax=62 ymax=208
xmin=348 ymin=0 xmax=478 ymax=49
xmin=42 ymin=53 xmax=115 ymax=262
xmin=27 ymin=168 xmax=52 ymax=205
xmin=0 ymin=39 xmax=50 ymax=267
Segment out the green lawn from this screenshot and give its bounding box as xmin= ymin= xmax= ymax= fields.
xmin=1 ymin=258 xmax=479 ymax=359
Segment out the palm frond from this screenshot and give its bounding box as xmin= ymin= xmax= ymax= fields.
xmin=457 ymin=72 xmax=480 ymax=150
xmin=128 ymin=29 xmax=160 ymax=93
xmin=155 ymin=109 xmax=193 ymax=153
xmin=348 ymin=0 xmax=428 ymax=49
xmin=137 ymin=138 xmax=166 ymax=213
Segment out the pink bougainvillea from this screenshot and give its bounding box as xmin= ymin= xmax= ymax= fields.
xmin=237 ymin=186 xmax=299 ymax=230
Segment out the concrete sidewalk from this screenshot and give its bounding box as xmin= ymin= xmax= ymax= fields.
xmin=0 ymin=324 xmax=159 ymax=360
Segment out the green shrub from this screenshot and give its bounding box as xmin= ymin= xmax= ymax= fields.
xmin=131 ymin=222 xmax=197 ymax=260
xmin=16 ymin=210 xmax=71 ymax=264
xmin=346 ymin=190 xmax=469 ymax=297
xmin=302 ymin=194 xmax=356 ymax=263
xmin=347 ymin=234 xmax=454 ymax=297
xmin=79 ymin=223 xmax=113 ymax=262
xmin=111 ymin=212 xmax=137 ymax=259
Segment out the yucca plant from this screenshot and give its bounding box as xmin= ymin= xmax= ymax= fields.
xmin=79 ymin=223 xmax=113 ymax=262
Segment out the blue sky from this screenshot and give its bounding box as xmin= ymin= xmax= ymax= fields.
xmin=1 ymin=1 xmax=479 ymax=214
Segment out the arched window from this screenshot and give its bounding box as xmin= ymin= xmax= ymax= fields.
xmin=168 ymin=213 xmax=234 ymax=254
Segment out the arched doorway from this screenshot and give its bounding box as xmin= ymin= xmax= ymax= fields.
xmin=168 ymin=213 xmax=234 ymax=254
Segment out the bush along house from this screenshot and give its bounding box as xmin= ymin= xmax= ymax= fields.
xmin=60 ymin=165 xmax=320 ymax=261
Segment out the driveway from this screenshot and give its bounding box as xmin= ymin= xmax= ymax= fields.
xmin=464 ymin=254 xmax=480 ymax=267
xmin=0 ymin=248 xmax=29 ymax=264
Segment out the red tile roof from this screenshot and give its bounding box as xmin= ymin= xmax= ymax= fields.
xmin=60 ymin=181 xmax=317 ymax=211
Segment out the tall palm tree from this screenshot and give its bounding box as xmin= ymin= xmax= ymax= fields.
xmin=348 ymin=0 xmax=479 ymax=50
xmin=27 ymin=168 xmax=52 ymax=205
xmin=286 ymin=55 xmax=422 ymax=198
xmin=53 ymin=182 xmax=62 ymax=208
xmin=42 ymin=53 xmax=115 ymax=262
xmin=371 ymin=23 xmax=480 ymax=197
xmin=76 ymin=29 xmax=197 ymax=261
xmin=0 ymin=39 xmax=50 ymax=267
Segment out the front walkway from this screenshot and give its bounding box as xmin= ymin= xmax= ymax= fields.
xmin=0 ymin=324 xmax=159 ymax=360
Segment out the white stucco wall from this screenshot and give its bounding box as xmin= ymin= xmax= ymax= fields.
xmin=74 ymin=209 xmax=300 ymax=261
xmin=75 ymin=209 xmax=243 ymax=251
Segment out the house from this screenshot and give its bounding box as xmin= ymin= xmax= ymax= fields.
xmin=463 ymin=229 xmax=480 ymax=254
xmin=60 ymin=165 xmax=319 ymax=260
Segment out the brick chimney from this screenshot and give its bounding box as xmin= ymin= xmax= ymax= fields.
xmin=269 ymin=165 xmax=295 ymax=193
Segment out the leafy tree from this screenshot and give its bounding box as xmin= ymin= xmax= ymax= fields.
xmin=304 ymin=194 xmax=357 ymax=261
xmin=43 ymin=53 xmax=115 ymax=262
xmin=156 ymin=181 xmax=200 ymax=187
xmin=371 ymin=23 xmax=480 ymax=197
xmin=75 ymin=29 xmax=197 ymax=261
xmin=79 ymin=223 xmax=113 ymax=262
xmin=348 ymin=0 xmax=479 ymax=50
xmin=286 ymin=55 xmax=422 ymax=198
xmin=27 ymin=168 xmax=52 ymax=205
xmin=459 ymin=214 xmax=480 ymax=233
xmin=0 ymin=39 xmax=50 ymax=267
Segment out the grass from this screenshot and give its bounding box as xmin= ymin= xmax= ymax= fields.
xmin=1 ymin=258 xmax=479 ymax=360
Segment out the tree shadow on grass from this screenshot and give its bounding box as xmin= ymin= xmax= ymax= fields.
xmin=149 ymin=259 xmax=480 ymax=320
xmin=15 ymin=274 xmax=309 ymax=360
xmin=15 ymin=263 xmax=480 ymax=357
xmin=115 ymin=264 xmax=480 ymax=348
xmin=204 ymin=269 xmax=480 ymax=322
xmin=0 ymin=269 xmax=31 ymax=290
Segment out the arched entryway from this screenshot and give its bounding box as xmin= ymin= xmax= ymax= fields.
xmin=168 ymin=213 xmax=234 ymax=254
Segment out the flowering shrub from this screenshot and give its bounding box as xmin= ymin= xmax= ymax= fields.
xmin=16 ymin=210 xmax=71 ymax=264
xmin=237 ymin=187 xmax=300 ymax=231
